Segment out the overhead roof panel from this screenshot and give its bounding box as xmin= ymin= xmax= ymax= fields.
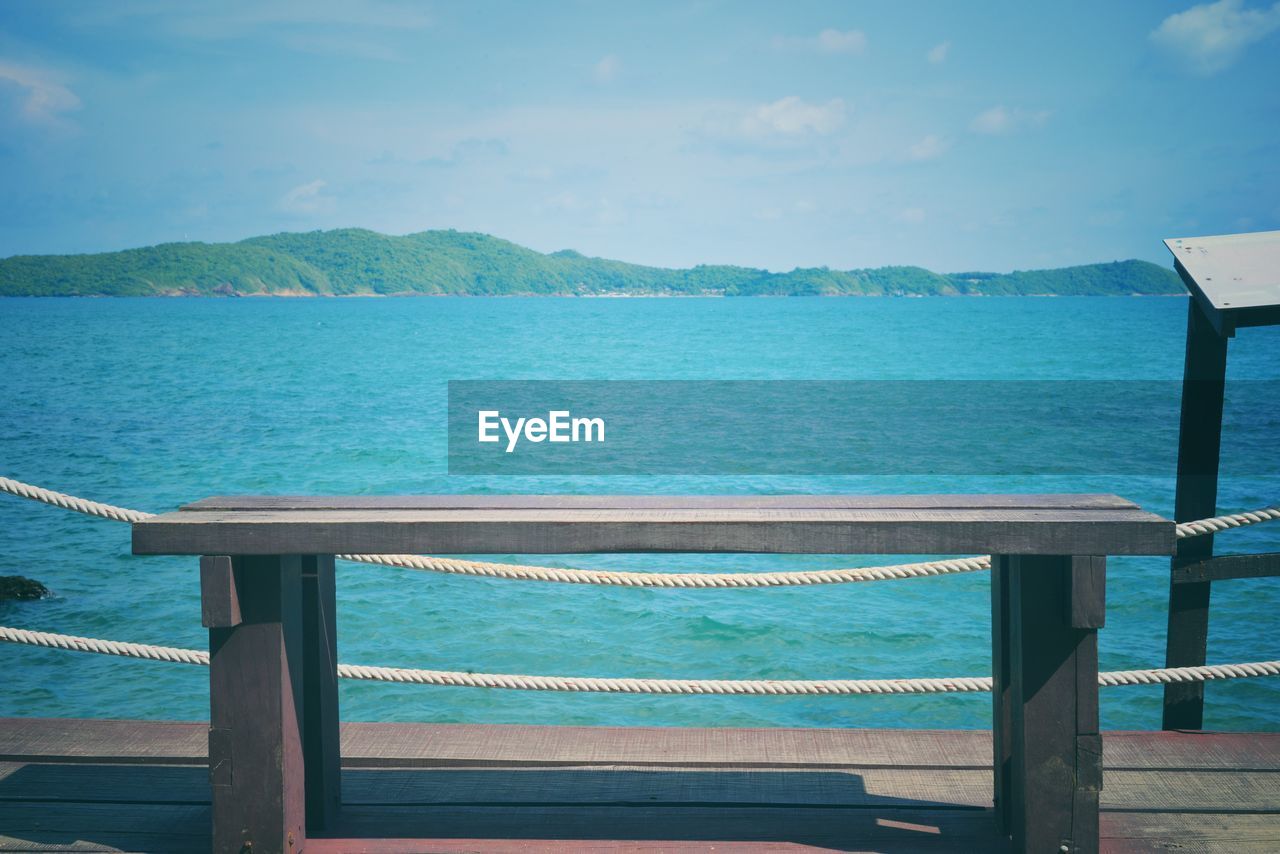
xmin=1163 ymin=230 xmax=1280 ymax=333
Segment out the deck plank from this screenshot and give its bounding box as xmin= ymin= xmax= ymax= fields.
xmin=2 ymin=762 xmax=1276 ymax=812
xmin=0 ymin=802 xmax=209 ymax=852
xmin=1102 ymin=812 xmax=1280 ymax=853
xmin=3 ymin=805 xmax=1276 ymax=854
xmin=0 ymin=720 xmax=1276 ymax=853
xmin=318 ymin=804 xmax=999 ymax=850
xmin=3 ymin=720 xmax=1278 ymax=770
xmin=0 ymin=719 xmax=206 ymax=765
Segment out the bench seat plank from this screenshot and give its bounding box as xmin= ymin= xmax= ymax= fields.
xmin=182 ymin=494 xmax=1142 ymax=512
xmin=133 ymin=496 xmax=1173 ymax=556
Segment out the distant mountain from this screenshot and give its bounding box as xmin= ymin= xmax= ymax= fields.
xmin=0 ymin=228 xmax=1184 ymax=297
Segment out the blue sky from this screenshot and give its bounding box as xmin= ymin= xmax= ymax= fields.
xmin=1 ymin=0 xmax=1277 ymax=272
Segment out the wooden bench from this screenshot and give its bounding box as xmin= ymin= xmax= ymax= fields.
xmin=133 ymin=494 xmax=1174 ymax=854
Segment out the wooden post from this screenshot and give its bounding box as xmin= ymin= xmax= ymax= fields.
xmin=1163 ymin=298 xmax=1228 ymax=730
xmin=991 ymin=555 xmax=1103 ymax=853
xmin=205 ymin=555 xmax=307 ymax=854
xmin=991 ymin=555 xmax=1013 ymax=836
xmin=301 ymin=554 xmax=340 ymax=831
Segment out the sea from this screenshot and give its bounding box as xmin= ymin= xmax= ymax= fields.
xmin=1 ymin=295 xmax=1277 ymax=730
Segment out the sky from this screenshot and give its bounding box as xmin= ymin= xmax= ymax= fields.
xmin=0 ymin=0 xmax=1278 ymax=273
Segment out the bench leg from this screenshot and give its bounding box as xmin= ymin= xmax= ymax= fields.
xmin=302 ymin=554 xmax=341 ymax=831
xmin=204 ymin=555 xmax=307 ymax=854
xmin=991 ymin=554 xmax=1103 ymax=853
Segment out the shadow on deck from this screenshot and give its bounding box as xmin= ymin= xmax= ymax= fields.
xmin=0 ymin=719 xmax=1277 ymax=852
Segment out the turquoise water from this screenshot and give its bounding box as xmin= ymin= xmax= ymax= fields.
xmin=1 ymin=296 xmax=1277 ymax=730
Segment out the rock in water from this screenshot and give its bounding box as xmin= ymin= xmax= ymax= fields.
xmin=0 ymin=576 xmax=50 ymax=601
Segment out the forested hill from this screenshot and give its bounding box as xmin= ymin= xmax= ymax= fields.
xmin=0 ymin=228 xmax=1184 ymax=297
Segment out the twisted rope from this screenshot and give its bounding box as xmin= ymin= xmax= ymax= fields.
xmin=335 ymin=552 xmax=993 ymax=587
xmin=1097 ymin=661 xmax=1280 ymax=686
xmin=1175 ymin=506 xmax=1280 ymax=539
xmin=2 ymin=625 xmax=1277 ymax=695
xmin=0 ymin=475 xmax=994 ymax=586
xmin=4 ymin=479 xmax=1276 ymax=695
xmin=0 ymin=477 xmax=154 ymax=523
xmin=1 ymin=475 xmax=1276 ymax=588
xmin=0 ymin=626 xmax=207 ymax=665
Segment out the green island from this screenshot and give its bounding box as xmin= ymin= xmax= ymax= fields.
xmin=0 ymin=228 xmax=1183 ymax=297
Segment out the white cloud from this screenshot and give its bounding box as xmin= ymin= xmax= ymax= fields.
xmin=817 ymin=28 xmax=867 ymax=54
xmin=538 ymin=191 xmax=624 ymax=227
xmin=278 ymin=179 xmax=334 ymax=214
xmin=594 ymin=54 xmax=620 ymax=83
xmin=541 ymin=191 xmax=583 ymax=213
xmin=969 ymin=105 xmax=1050 ymax=135
xmin=755 ymin=200 xmax=817 ymax=221
xmin=896 ymin=207 xmax=926 ymax=224
xmin=907 ymin=134 xmax=948 ymax=160
xmin=742 ymin=96 xmax=846 ymax=136
xmin=518 ymin=165 xmax=554 ymax=182
xmin=927 ymin=41 xmax=950 ymax=63
xmin=1150 ymin=0 xmax=1280 ymax=74
xmin=774 ymin=29 xmax=867 ymax=54
xmin=77 ymin=0 xmax=431 ymax=34
xmin=970 ymin=106 xmax=1011 ymax=134
xmin=1027 ymin=109 xmax=1052 ymax=129
xmin=0 ymin=61 xmax=80 ymax=126
xmin=279 ymin=33 xmax=406 ymax=62
xmin=72 ymin=1 xmax=429 ymax=59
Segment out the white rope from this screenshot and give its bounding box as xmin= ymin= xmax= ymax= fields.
xmin=1 ymin=475 xmax=1277 ymax=588
xmin=2 ymin=625 xmax=1277 ymax=695
xmin=0 ymin=475 xmax=992 ymax=586
xmin=335 ymin=552 xmax=992 ymax=588
xmin=1175 ymin=506 xmax=1280 ymax=539
xmin=0 ymin=626 xmax=207 ymax=666
xmin=0 ymin=477 xmax=154 ymax=523
xmin=1097 ymin=661 xmax=1280 ymax=686
xmin=337 ymin=664 xmax=996 ymax=695
xmin=3 ymin=480 xmax=1276 ymax=694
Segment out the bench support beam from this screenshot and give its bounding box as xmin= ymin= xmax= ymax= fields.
xmin=203 ymin=554 xmax=341 ymax=854
xmin=301 ymin=554 xmax=341 ymax=831
xmin=993 ymin=554 xmax=1102 ymax=854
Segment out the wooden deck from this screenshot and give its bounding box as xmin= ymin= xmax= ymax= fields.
xmin=0 ymin=719 xmax=1276 ymax=852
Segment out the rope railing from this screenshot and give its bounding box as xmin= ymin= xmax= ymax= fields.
xmin=2 ymin=625 xmax=1278 ymax=695
xmin=1175 ymin=506 xmax=1280 ymax=538
xmin=2 ymin=477 xmax=1279 ymax=695
xmin=2 ymin=475 xmax=1277 ymax=588
xmin=0 ymin=476 xmax=154 ymax=524
xmin=334 ymin=552 xmax=993 ymax=587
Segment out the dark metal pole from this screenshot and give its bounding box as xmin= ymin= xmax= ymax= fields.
xmin=1162 ymin=298 xmax=1228 ymax=730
